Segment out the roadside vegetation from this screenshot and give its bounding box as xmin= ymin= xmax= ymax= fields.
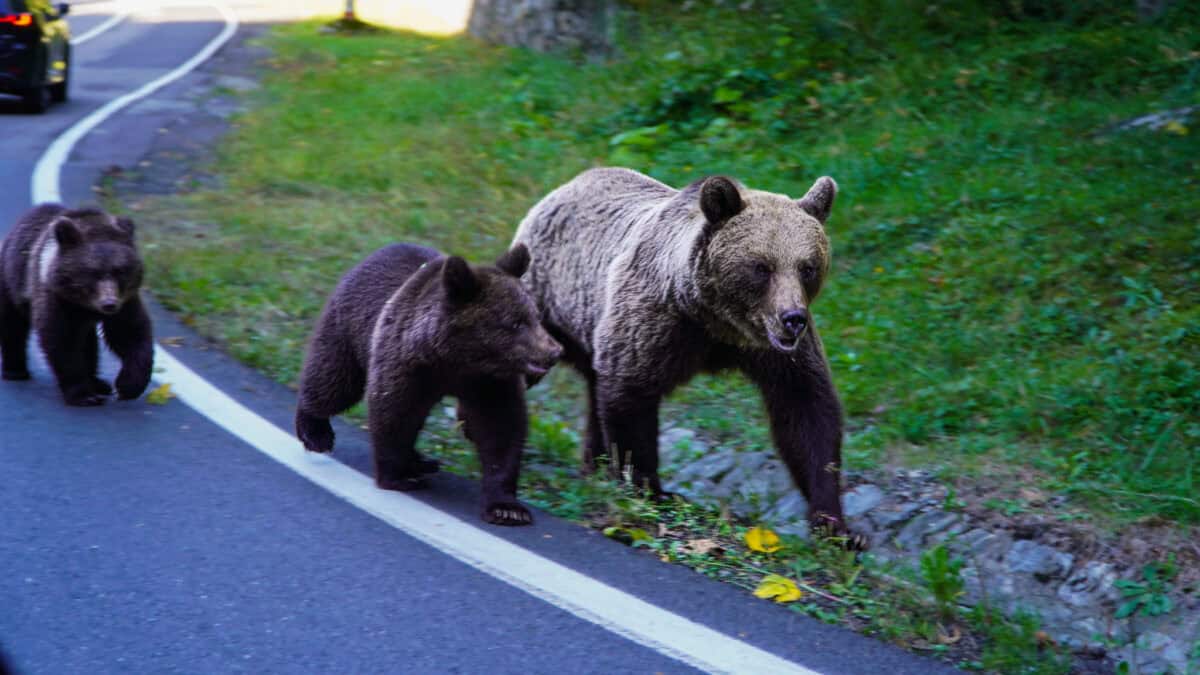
xmin=118 ymin=0 xmax=1198 ymax=670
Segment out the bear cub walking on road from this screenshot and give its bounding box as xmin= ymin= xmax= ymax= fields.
xmin=0 ymin=204 xmax=154 ymax=406
xmin=515 ymin=168 xmax=863 ymax=546
xmin=295 ymin=243 xmax=562 ymax=526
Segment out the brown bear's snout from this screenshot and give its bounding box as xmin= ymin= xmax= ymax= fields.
xmin=780 ymin=308 xmax=809 ymax=338
xmin=94 ymin=280 xmax=121 ymax=315
xmin=524 ymin=331 xmax=563 ymax=379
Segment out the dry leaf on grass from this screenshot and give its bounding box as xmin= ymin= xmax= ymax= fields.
xmin=680 ymin=538 xmax=724 ymax=556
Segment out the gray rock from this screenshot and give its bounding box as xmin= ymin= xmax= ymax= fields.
xmin=670 ymin=452 xmax=738 ymax=486
xmin=709 ymin=452 xmax=771 ymax=503
xmin=659 ymin=427 xmax=703 ymax=465
xmin=1114 ymin=631 xmax=1179 ymax=675
xmin=664 ymin=477 xmax=718 ymax=504
xmin=763 ymin=491 xmax=808 ymax=525
xmin=1064 ymin=617 xmax=1114 ymax=652
xmin=731 ymin=460 xmax=793 ymax=516
xmin=952 ymin=528 xmax=993 ymax=554
xmin=776 ymin=520 xmax=810 ymax=539
xmin=1005 ymin=540 xmax=1074 ymax=582
xmin=215 ymin=75 xmax=260 ymax=92
xmin=843 ymin=484 xmax=884 ymax=518
xmin=869 ymin=501 xmax=922 ymax=529
xmin=1057 ymin=561 xmax=1118 ymax=607
xmin=895 ymin=511 xmax=962 ymax=551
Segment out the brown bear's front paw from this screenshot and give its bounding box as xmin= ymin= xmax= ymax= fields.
xmin=630 ymin=468 xmax=667 ymax=497
xmin=63 ymin=384 xmax=107 ymax=407
xmin=296 ymin=412 xmax=335 ymax=453
xmin=115 ymin=368 xmax=151 ymax=400
xmin=2 ymin=368 xmax=31 ymax=381
xmin=413 ymin=454 xmax=440 ymax=475
xmin=89 ymin=377 xmax=114 ymax=396
xmin=376 ymin=474 xmax=430 ymax=492
xmin=482 ymin=500 xmax=533 ymax=526
xmin=811 ymin=514 xmax=870 ymax=551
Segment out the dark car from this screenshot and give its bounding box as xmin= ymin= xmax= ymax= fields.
xmin=0 ymin=0 xmax=70 ymax=113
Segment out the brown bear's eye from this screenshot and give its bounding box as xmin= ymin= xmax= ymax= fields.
xmin=752 ymin=261 xmax=772 ymax=280
xmin=800 ymin=264 xmax=817 ymax=281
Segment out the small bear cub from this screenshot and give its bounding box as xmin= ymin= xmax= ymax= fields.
xmin=295 ymin=243 xmax=562 ymax=526
xmin=0 ymin=204 xmax=154 ymax=406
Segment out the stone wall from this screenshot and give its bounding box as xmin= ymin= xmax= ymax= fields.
xmin=660 ymin=427 xmax=1200 ymax=673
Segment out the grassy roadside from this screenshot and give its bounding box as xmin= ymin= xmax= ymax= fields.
xmin=115 ymin=1 xmax=1197 ymax=670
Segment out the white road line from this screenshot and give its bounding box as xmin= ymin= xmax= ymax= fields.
xmin=71 ymin=1 xmax=129 ymax=46
xmin=32 ymin=2 xmax=237 ymax=204
xmin=29 ymin=4 xmax=821 ymax=674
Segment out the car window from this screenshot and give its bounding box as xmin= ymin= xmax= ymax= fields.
xmin=1 ymin=1 xmax=27 ymax=14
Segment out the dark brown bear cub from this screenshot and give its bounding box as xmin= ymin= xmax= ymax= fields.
xmin=0 ymin=204 xmax=153 ymax=406
xmin=295 ymin=243 xmax=562 ymax=526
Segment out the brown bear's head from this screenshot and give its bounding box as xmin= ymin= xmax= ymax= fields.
xmin=440 ymin=244 xmax=563 ymax=381
xmin=693 ymin=175 xmax=836 ymax=354
xmin=46 ymin=209 xmax=143 ymax=316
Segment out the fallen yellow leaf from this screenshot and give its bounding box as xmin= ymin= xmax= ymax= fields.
xmin=1163 ymin=120 xmax=1189 ymax=136
xmin=745 ymin=526 xmax=782 ymax=553
xmin=145 ymin=383 xmax=174 ymax=405
xmin=753 ymin=574 xmax=802 ymax=603
xmin=603 ymin=526 xmax=652 ymax=546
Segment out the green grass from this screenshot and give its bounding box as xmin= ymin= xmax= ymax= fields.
xmin=135 ymin=0 xmax=1199 ymax=527
xmin=111 ymin=6 xmax=1200 ymax=666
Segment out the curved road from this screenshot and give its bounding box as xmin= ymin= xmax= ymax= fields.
xmin=1 ymin=3 xmax=960 ymax=673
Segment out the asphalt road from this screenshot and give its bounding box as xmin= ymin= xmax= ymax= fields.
xmin=0 ymin=3 xmax=961 ymax=674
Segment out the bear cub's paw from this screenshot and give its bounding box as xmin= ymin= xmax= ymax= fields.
xmin=63 ymin=383 xmax=107 ymax=407
xmin=89 ymin=377 xmax=114 ymax=396
xmin=1 ymin=368 xmax=31 ymax=381
xmin=296 ymin=412 xmax=336 ymax=453
xmin=375 ymin=454 xmax=441 ymax=491
xmin=115 ymin=367 xmax=151 ymax=401
xmin=482 ymin=500 xmax=533 ymax=526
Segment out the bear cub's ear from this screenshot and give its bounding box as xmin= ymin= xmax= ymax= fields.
xmin=797 ymin=176 xmax=837 ymax=224
xmin=699 ymin=176 xmax=744 ymax=226
xmin=443 ymin=256 xmax=481 ymax=302
xmin=495 ymin=243 xmax=531 ymax=278
xmin=115 ymin=216 xmax=136 ymax=237
xmin=53 ymin=218 xmax=83 ymax=248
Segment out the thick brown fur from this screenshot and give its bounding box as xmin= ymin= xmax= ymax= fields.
xmin=294 ymin=243 xmax=562 ymax=526
xmin=0 ymin=204 xmax=153 ymax=406
xmin=514 ymin=168 xmax=863 ymax=546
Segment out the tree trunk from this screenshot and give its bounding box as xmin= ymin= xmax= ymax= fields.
xmin=468 ymin=0 xmax=613 ymax=61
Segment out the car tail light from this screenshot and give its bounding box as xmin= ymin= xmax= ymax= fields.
xmin=0 ymin=14 xmax=34 ymax=27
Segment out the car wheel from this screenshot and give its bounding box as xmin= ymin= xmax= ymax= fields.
xmin=50 ymin=53 xmax=69 ymax=103
xmin=23 ymin=85 xmax=50 ymax=114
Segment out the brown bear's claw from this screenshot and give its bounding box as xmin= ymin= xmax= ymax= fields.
xmin=483 ymin=501 xmax=533 ymax=526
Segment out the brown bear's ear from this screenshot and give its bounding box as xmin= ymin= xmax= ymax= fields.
xmin=797 ymin=176 xmax=837 ymax=224
xmin=495 ymin=243 xmax=530 ymax=278
xmin=115 ymin=216 xmax=136 ymax=238
xmin=53 ymin=218 xmax=82 ymax=248
xmin=699 ymin=176 xmax=744 ymax=228
xmin=443 ymin=255 xmax=481 ymax=302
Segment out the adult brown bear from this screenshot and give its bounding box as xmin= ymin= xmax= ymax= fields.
xmin=514 ymin=168 xmax=860 ymax=544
